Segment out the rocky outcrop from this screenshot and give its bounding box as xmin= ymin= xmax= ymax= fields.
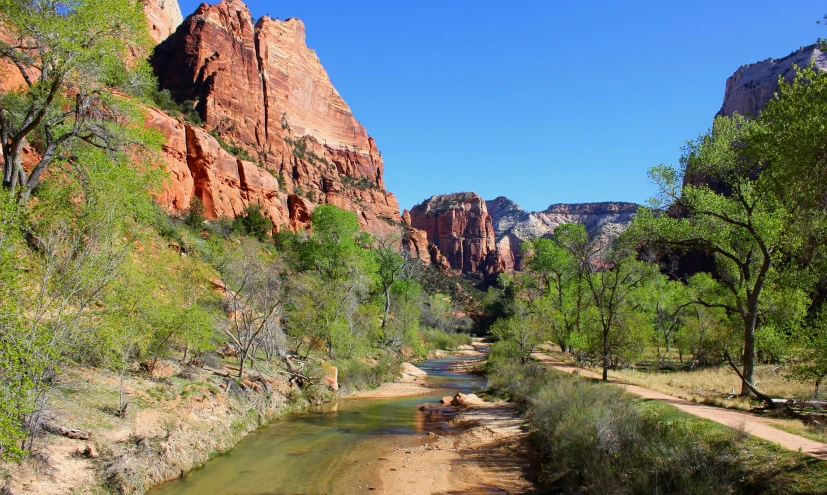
xmin=147 ymin=107 xmax=293 ymax=226
xmin=487 ymin=197 xmax=639 ymax=270
xmin=409 ymin=193 xmax=501 ymax=275
xmin=151 ymin=0 xmax=401 ymax=236
xmin=142 ymin=0 xmax=183 ymax=45
xmin=718 ymin=44 xmax=827 ymax=118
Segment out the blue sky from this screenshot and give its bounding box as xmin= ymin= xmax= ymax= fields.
xmin=178 ymin=1 xmax=825 ymax=212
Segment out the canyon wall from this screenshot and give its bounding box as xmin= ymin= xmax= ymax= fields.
xmin=718 ymin=44 xmax=827 ymax=118
xmin=150 ymin=0 xmax=403 ymax=238
xmin=487 ymin=197 xmax=639 ymax=270
xmin=408 ymin=193 xmax=502 ymax=275
xmin=143 ymin=0 xmax=184 ymax=45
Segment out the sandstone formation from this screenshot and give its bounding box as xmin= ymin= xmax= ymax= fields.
xmin=151 ymin=0 xmax=402 ymax=237
xmin=142 ymin=0 xmax=184 ymax=45
xmin=718 ymin=44 xmax=827 ymax=117
xmin=487 ymin=197 xmax=639 ymax=270
xmin=408 ymin=193 xmax=502 ymax=275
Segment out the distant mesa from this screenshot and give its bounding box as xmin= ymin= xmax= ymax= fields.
xmin=487 ymin=197 xmax=639 ymax=271
xmin=407 ymin=193 xmax=639 ymax=276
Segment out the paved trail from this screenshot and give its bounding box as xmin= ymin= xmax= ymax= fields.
xmin=533 ymin=352 xmax=827 ymax=461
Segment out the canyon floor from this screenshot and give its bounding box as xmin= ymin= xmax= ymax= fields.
xmin=363 ymin=401 xmax=536 ymax=495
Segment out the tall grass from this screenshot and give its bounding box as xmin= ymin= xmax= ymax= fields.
xmin=335 ymin=355 xmax=401 ymax=395
xmin=421 ymin=327 xmax=472 ymax=351
xmin=487 ymin=359 xmax=750 ymax=494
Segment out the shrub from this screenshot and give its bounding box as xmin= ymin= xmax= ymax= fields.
xmin=420 ymin=327 xmax=471 ymax=351
xmin=335 ymin=355 xmax=401 ymax=395
xmin=183 ymin=197 xmax=206 ymax=228
xmin=486 ymin=359 xmax=748 ymax=494
xmin=208 ymin=130 xmax=256 ymax=161
xmin=149 ymin=88 xmax=202 ymax=125
xmin=232 ymin=205 xmax=273 ymax=242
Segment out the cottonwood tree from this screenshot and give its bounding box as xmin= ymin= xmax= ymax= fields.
xmin=631 ymin=113 xmax=799 ymax=398
xmin=0 ymin=0 xmax=152 ymax=202
xmin=641 ymin=273 xmax=692 ymax=364
xmin=374 ymin=234 xmax=421 ymax=329
xmin=490 ymin=302 xmax=549 ymax=365
xmin=520 ymin=224 xmax=590 ymax=351
xmin=583 ymin=240 xmax=656 ymax=381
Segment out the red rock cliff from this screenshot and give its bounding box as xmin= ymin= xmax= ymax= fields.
xmin=151 ymin=0 xmax=401 ymax=236
xmin=409 ymin=193 xmax=502 ymax=275
xmin=142 ymin=0 xmax=183 ymax=44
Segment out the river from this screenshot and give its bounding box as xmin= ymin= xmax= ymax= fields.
xmin=149 ymin=356 xmax=486 ymax=495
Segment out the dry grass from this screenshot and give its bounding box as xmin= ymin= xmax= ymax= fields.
xmin=606 ymin=365 xmax=814 ymax=410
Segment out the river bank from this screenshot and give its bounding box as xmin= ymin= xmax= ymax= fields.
xmin=0 ymin=347 xmax=501 ymax=495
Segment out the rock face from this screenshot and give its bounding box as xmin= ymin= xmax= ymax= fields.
xmin=408 ymin=193 xmax=501 ymax=275
xmin=151 ymin=0 xmax=401 ymax=237
xmin=142 ymin=0 xmax=183 ymax=45
xmin=719 ymin=44 xmax=827 ymax=118
xmin=487 ymin=197 xmax=639 ymax=270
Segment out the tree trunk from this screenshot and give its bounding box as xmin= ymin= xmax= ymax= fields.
xmin=238 ymin=350 xmax=246 ymax=379
xmin=741 ymin=310 xmax=758 ymax=397
xmin=382 ymin=286 xmax=391 ymax=329
xmin=602 ymin=326 xmax=609 ymax=381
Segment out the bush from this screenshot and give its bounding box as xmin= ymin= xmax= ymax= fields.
xmin=183 ymin=198 xmax=206 ymax=228
xmin=232 ymin=205 xmax=273 ymax=242
xmin=149 ymin=88 xmax=202 ymax=125
xmin=486 ymin=358 xmax=748 ymax=494
xmin=335 ymin=355 xmax=401 ymax=395
xmin=420 ymin=327 xmax=471 ymax=351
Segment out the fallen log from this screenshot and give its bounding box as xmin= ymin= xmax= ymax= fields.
xmin=723 ymin=349 xmax=777 ymax=408
xmin=42 ymin=421 xmax=90 ymax=440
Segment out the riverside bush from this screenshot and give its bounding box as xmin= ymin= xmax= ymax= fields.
xmin=487 ymin=358 xmax=748 ymax=494
xmin=336 ymin=355 xmax=401 ymax=395
xmin=421 ymin=328 xmax=472 ymax=351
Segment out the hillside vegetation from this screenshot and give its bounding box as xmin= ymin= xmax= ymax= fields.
xmin=0 ymin=3 xmax=474 ymax=491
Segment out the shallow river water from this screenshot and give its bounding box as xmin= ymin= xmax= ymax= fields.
xmin=149 ymin=356 xmax=485 ymax=495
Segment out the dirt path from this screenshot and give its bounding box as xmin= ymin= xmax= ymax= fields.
xmin=533 ymin=352 xmax=827 ymax=461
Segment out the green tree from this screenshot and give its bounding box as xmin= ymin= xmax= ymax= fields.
xmin=631 ymin=113 xmax=803 ymax=397
xmin=374 ymin=234 xmax=421 ymax=329
xmin=490 ymin=302 xmax=549 ymax=364
xmin=0 ymin=0 xmax=153 ymax=202
xmin=583 ymin=241 xmax=656 ymax=381
xmin=232 ymin=204 xmax=273 ymax=241
xmin=640 ymin=273 xmax=692 ymax=364
xmin=520 ymin=224 xmax=590 ymax=351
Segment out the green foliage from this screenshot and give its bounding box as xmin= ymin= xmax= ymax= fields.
xmin=0 ymin=0 xmax=157 ymax=202
xmin=284 ymin=135 xmax=330 ymax=168
xmin=335 ymin=355 xmax=401 ymax=395
xmin=183 ymin=197 xmax=207 ymax=229
xmin=420 ymin=328 xmax=471 ymax=351
xmin=487 ymin=359 xmax=749 ymax=494
xmin=490 ymin=302 xmax=549 ymax=364
xmin=208 ymin=130 xmax=257 ymax=162
xmin=148 ymin=88 xmax=202 ymax=125
xmin=341 ymin=176 xmax=380 ymax=191
xmin=232 ymin=204 xmax=274 ymax=242
xmin=269 ymin=170 xmax=287 ymax=192
xmin=630 ymin=111 xmax=806 ymax=395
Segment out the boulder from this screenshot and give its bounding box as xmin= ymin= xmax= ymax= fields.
xmin=323 ymin=365 xmax=339 ymax=391
xmin=451 ymin=393 xmax=484 ymax=407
